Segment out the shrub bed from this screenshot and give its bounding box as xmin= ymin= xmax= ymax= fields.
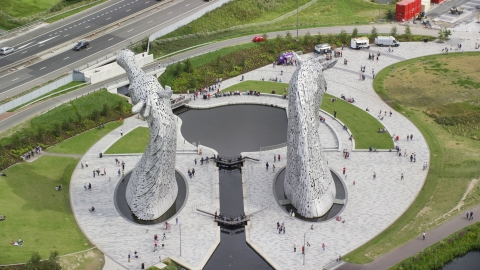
xmin=160 ymin=32 xmax=434 ymax=92
xmin=0 ymin=90 xmax=132 ymax=171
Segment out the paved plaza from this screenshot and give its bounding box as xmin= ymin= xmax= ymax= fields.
xmin=68 ymin=29 xmax=480 ymax=270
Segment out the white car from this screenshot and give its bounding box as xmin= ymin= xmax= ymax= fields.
xmin=0 ymin=47 xmax=14 ymax=55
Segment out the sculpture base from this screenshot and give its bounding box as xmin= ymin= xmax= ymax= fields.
xmin=114 ymin=170 xmax=187 ymax=225
xmin=274 ymin=168 xmax=347 ymax=222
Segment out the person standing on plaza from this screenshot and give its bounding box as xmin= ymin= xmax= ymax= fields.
xmin=274 ymin=154 xmax=276 ymax=162
xmin=401 ymin=173 xmax=404 ymax=180
xmin=294 ymin=244 xmax=296 ymax=252
xmin=322 ymin=243 xmax=326 ymax=251
xmin=194 ymin=158 xmax=197 ymax=165
xmin=373 ymin=172 xmax=376 ymax=180
xmin=278 ymin=154 xmax=281 ymax=161
xmin=343 ymin=167 xmax=346 ymax=175
xmin=277 ymin=221 xmax=280 ymax=229
xmin=302 ymin=246 xmax=305 ymax=254
xmin=273 ymin=164 xmax=275 ymax=172
xmin=266 ymin=162 xmax=269 ymax=171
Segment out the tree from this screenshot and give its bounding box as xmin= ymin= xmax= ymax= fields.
xmin=390 ymin=26 xmax=397 ymax=37
xmin=404 ymin=24 xmax=412 ymax=41
xmin=302 ymin=31 xmax=312 ymax=45
xmin=386 ymin=8 xmax=395 ymax=21
xmin=339 ymin=29 xmax=348 ymax=44
xmin=437 ymin=28 xmax=446 ymax=42
xmin=25 ymin=252 xmax=42 ymax=270
xmin=370 ymin=26 xmax=378 ymax=40
xmin=173 ymin=62 xmax=183 ymax=77
xmin=351 ymin=28 xmax=358 ymax=38
xmin=316 ymin=32 xmax=323 ymax=44
xmin=184 ymin=58 xmax=193 ymax=73
xmin=285 ymin=31 xmax=293 ymax=41
xmin=442 ymin=28 xmax=452 ymax=40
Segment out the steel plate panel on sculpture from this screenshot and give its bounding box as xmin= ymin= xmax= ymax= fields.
xmin=117 ymin=49 xmax=178 ymax=220
xmin=284 ymin=53 xmax=337 ymax=218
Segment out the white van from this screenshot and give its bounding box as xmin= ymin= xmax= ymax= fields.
xmin=314 ymin=43 xmax=331 ymax=55
xmin=350 ymin=37 xmax=370 ymax=50
xmin=375 ymin=36 xmax=400 ymax=47
xmin=0 ymin=47 xmax=14 ymax=55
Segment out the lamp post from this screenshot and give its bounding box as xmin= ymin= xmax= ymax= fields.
xmin=296 ymin=0 xmax=299 ymax=41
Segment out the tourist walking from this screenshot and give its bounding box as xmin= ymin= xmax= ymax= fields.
xmin=266 ymin=162 xmax=269 ymax=171
xmin=470 ymin=211 xmax=474 ymax=220
xmin=274 ymin=154 xmax=276 ymax=162
xmin=401 ymin=173 xmax=404 ymax=180
xmin=273 ymin=164 xmax=275 ymax=172
xmin=343 ymin=167 xmax=346 ymax=175
xmin=322 ymin=243 xmax=326 ymax=250
xmin=277 ymin=221 xmax=280 ymax=229
xmin=302 ymin=246 xmax=305 ymax=254
xmin=194 ymin=158 xmax=197 ymax=165
xmin=294 ymin=244 xmax=296 ymax=252
xmin=422 ymin=231 xmax=426 ymax=240
xmin=466 ymin=211 xmax=470 ymax=219
xmin=373 ymin=172 xmax=376 ymax=180
xmin=278 ymin=154 xmax=281 ymax=161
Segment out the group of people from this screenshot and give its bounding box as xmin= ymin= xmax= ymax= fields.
xmin=11 ymin=238 xmax=23 ymax=246
xmin=276 ymin=221 xmax=286 ymax=234
xmin=466 ymin=210 xmax=474 ymax=220
xmin=84 ymin=182 xmax=92 ymax=190
xmin=0 ymin=214 xmax=5 ymax=221
xmin=187 ymin=168 xmax=196 ymax=178
xmin=367 ymin=51 xmax=380 ymax=61
xmin=21 ymin=146 xmax=42 ymax=160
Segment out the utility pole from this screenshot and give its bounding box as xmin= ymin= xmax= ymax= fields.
xmin=296 ymin=0 xmax=299 ymax=41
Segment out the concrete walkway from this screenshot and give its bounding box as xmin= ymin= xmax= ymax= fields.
xmin=339 ymin=206 xmax=480 ymax=270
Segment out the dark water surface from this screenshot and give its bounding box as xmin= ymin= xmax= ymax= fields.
xmin=442 ymin=251 xmax=480 ymax=270
xmin=178 ymin=105 xmax=286 ymax=269
xmin=177 ymin=104 xmax=288 ymax=157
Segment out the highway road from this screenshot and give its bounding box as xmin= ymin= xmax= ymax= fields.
xmin=0 ymin=0 xmax=214 ymax=100
xmin=0 ymin=25 xmax=439 ymax=134
xmin=0 ymin=0 xmax=164 ymax=67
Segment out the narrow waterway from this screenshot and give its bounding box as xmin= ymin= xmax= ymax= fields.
xmin=442 ymin=251 xmax=480 ymax=270
xmin=177 ymin=104 xmax=287 ymax=269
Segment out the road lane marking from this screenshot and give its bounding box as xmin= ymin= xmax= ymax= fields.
xmin=64 ymin=57 xmax=69 ymax=60
xmin=64 ymin=34 xmax=69 ymax=37
xmin=127 ymin=29 xmax=133 ymax=32
xmin=126 ymin=9 xmax=131 ymax=12
xmin=168 ymin=12 xmax=172 ymax=14
xmin=108 ymin=38 xmax=113 ymax=41
xmin=86 ymin=26 xmax=90 ymax=29
xmin=40 ymin=67 xmax=46 ymax=70
xmin=39 ymin=44 xmax=44 ymax=47
xmin=12 ymin=78 xmax=19 ymax=81
xmin=147 ymin=20 xmax=153 ymax=23
xmin=145 ymin=1 xmax=149 ymax=4
xmin=21 ymin=51 xmax=27 ymax=54
xmin=185 ymin=4 xmax=190 ymax=6
xmin=106 ymin=17 xmax=111 ymax=20
xmin=87 ymin=47 xmax=92 ymax=50
xmin=17 ymin=42 xmax=33 ymax=49
xmin=38 ymin=36 xmax=57 ymax=44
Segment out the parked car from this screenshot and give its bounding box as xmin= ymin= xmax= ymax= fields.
xmin=0 ymin=47 xmax=14 ymax=55
xmin=252 ymin=36 xmax=265 ymax=42
xmin=374 ymin=36 xmax=400 ymax=47
xmin=73 ymin=40 xmax=89 ymax=51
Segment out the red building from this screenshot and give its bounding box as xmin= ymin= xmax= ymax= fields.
xmin=431 ymin=0 xmax=443 ymax=4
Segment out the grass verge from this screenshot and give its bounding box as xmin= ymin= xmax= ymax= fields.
xmin=390 ymin=222 xmax=480 ymax=270
xmin=343 ymin=52 xmax=480 ymax=264
xmin=104 ymin=127 xmax=149 ymax=154
xmin=45 ymin=0 xmax=107 ymax=23
xmin=48 ymin=121 xmax=123 ymax=155
xmin=0 ymin=156 xmax=90 ymax=264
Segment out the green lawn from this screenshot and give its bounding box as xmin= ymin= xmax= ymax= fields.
xmin=0 ymin=0 xmax=58 ymax=18
xmin=0 ymin=156 xmax=91 ymax=264
xmin=48 ymin=121 xmax=123 ymax=155
xmin=104 ymin=127 xmax=149 ymax=154
xmin=222 ymin=81 xmax=393 ymax=149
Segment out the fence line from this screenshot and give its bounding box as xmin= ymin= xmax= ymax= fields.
xmin=260 ymin=142 xmax=288 ymax=153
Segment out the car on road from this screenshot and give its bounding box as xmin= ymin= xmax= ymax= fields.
xmin=253 ymin=36 xmax=265 ymax=42
xmin=73 ymin=40 xmax=89 ymax=51
xmin=0 ymin=47 xmax=14 ymax=55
